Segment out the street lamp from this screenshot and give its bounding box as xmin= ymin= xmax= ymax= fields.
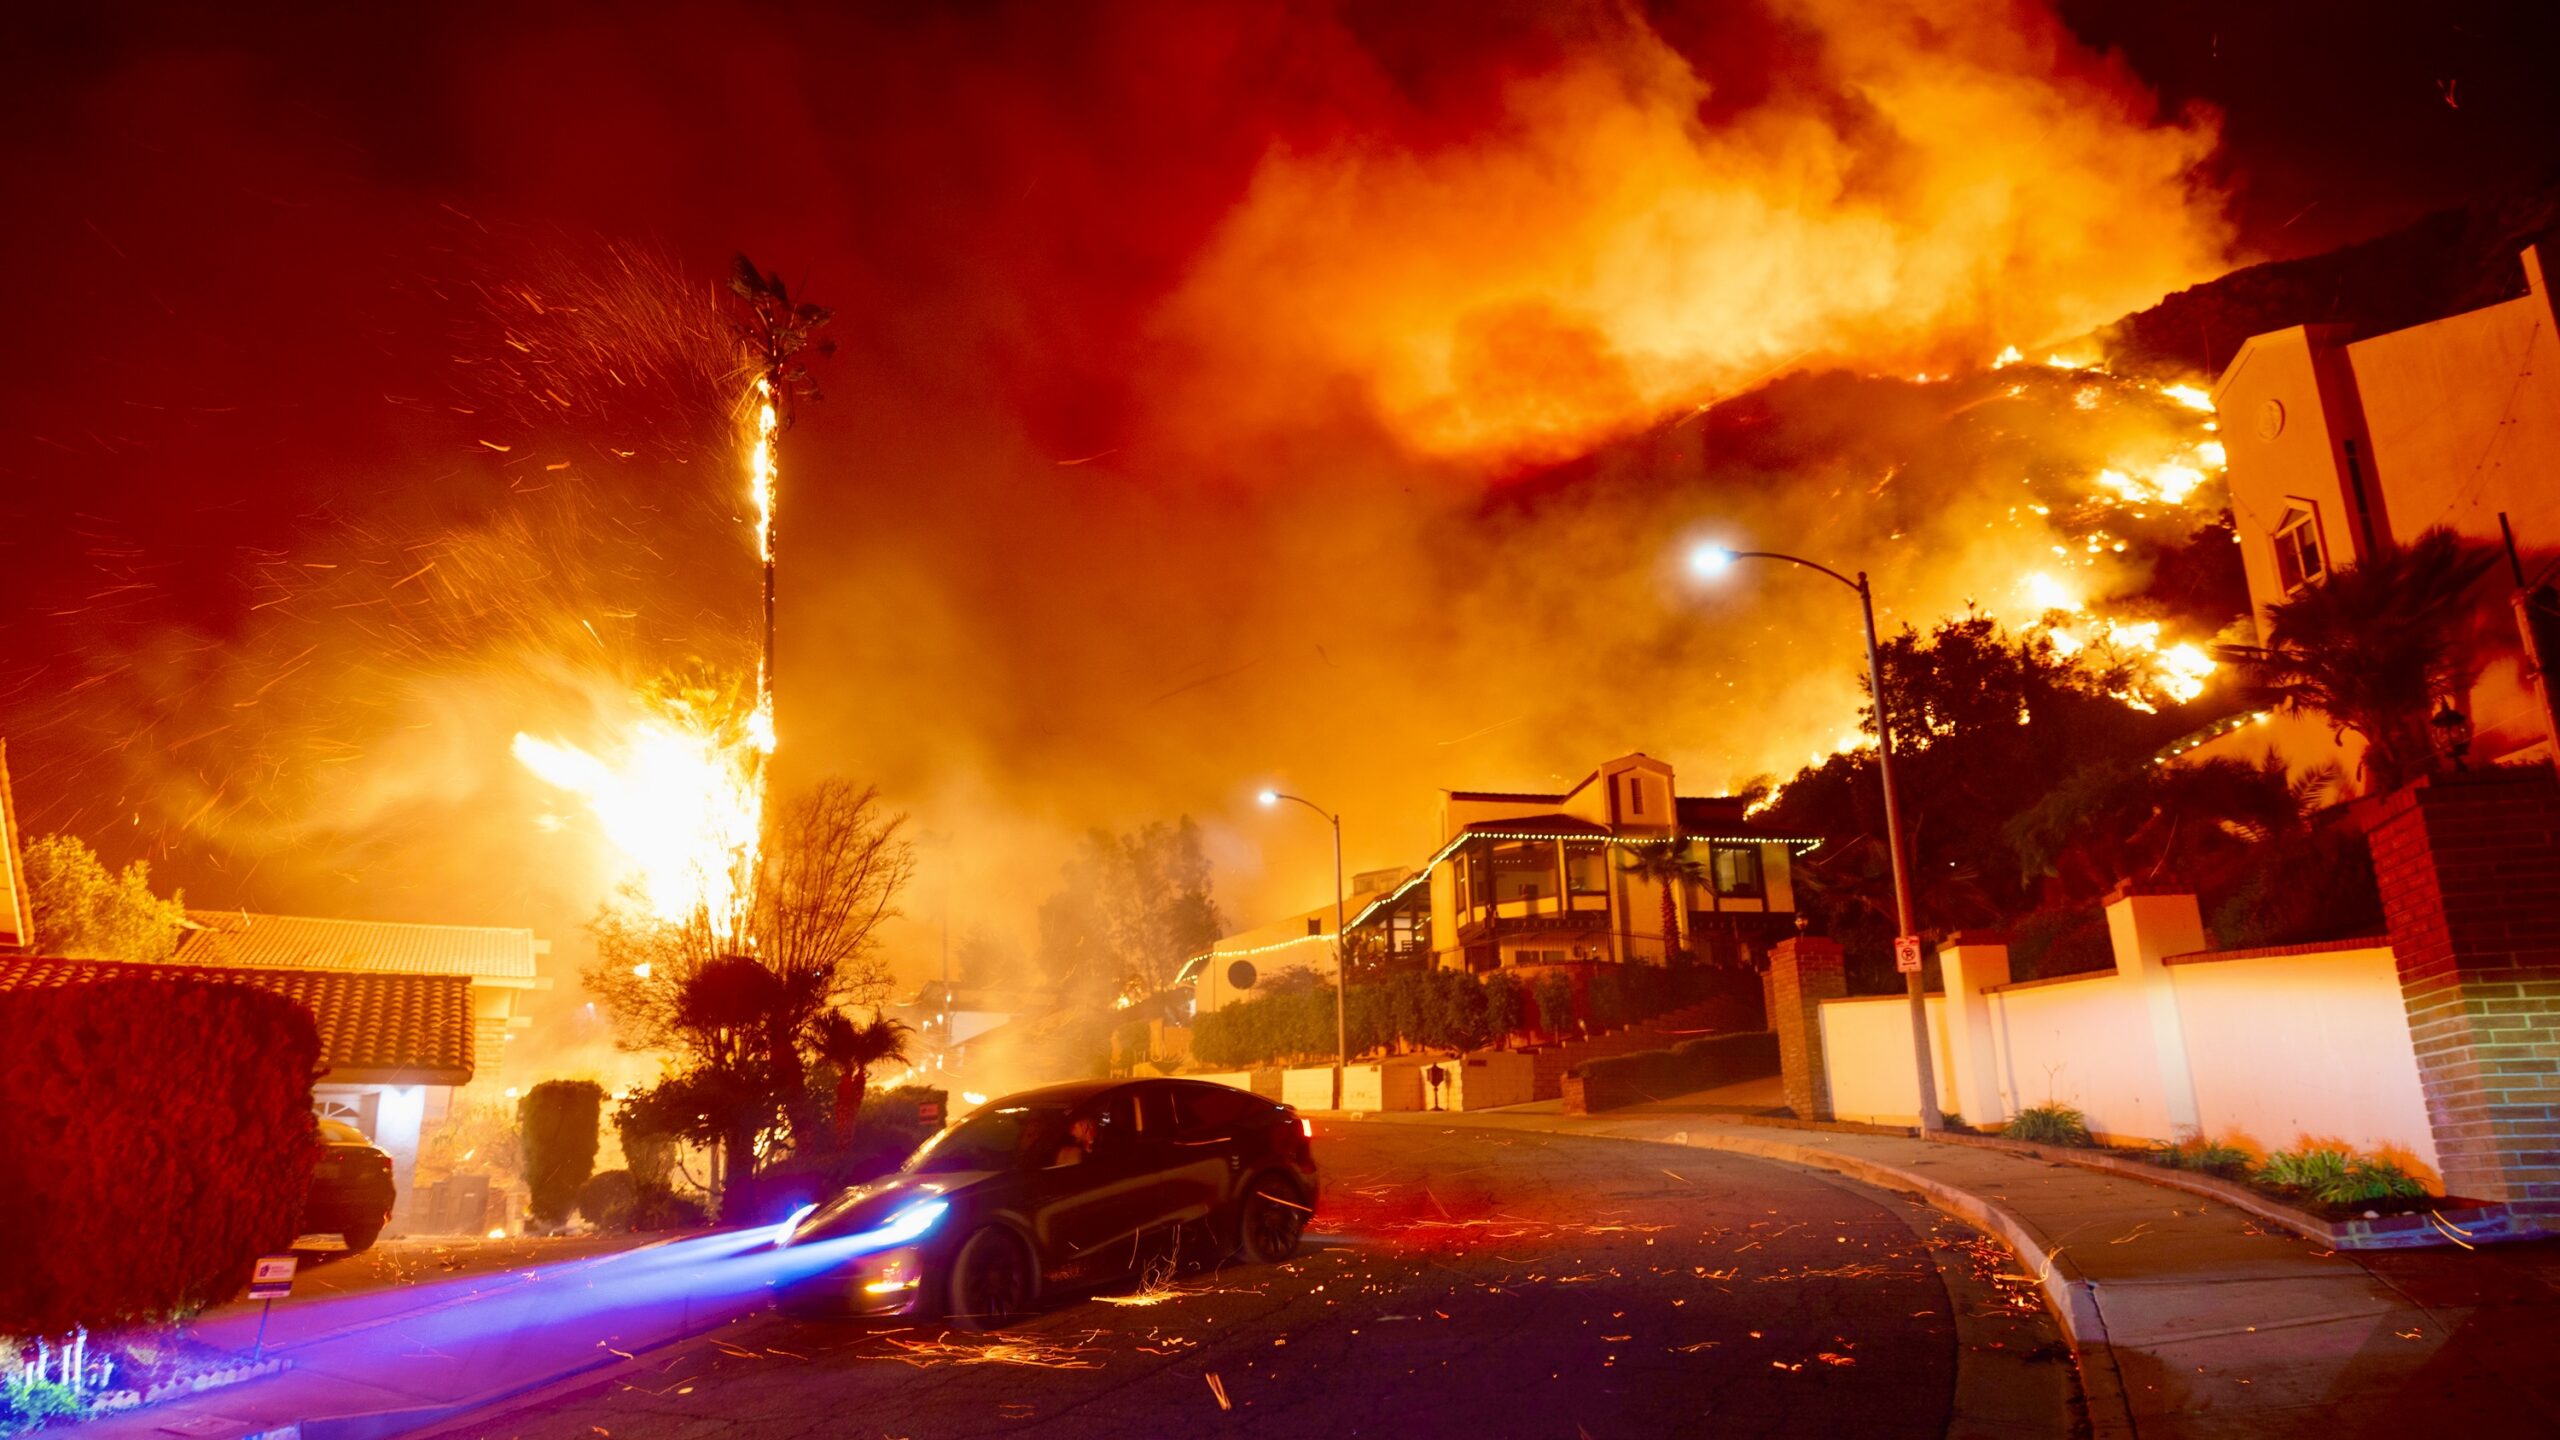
xmin=1260 ymin=789 xmax=1350 ymax=1110
xmin=1690 ymin=543 xmax=1943 ymax=1133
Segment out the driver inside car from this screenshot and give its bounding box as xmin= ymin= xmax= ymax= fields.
xmin=1050 ymin=1110 xmax=1101 ymax=1168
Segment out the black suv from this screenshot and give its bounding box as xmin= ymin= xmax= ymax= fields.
xmin=775 ymin=1078 xmax=1318 ymax=1327
xmin=305 ymin=1117 xmax=397 ymax=1253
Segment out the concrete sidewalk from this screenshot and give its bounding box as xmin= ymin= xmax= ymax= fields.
xmin=1363 ymin=1098 xmax=2560 ymax=1438
xmin=71 ymin=1228 xmax=792 ymax=1440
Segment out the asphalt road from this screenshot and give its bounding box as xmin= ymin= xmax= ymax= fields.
xmin=419 ymin=1125 xmax=2066 ymax=1440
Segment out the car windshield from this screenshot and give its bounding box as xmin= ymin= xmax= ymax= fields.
xmin=903 ymin=1103 xmax=1068 ymax=1175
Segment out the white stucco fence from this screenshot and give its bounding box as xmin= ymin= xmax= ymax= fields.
xmin=1815 ymin=892 xmax=2439 ymax=1186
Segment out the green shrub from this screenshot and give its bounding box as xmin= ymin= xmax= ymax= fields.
xmin=1533 ymin=973 xmax=1575 ymax=1035
xmin=2 ymin=1368 xmax=83 ymax=1435
xmin=518 ymin=1080 xmax=606 ymax=1229
xmin=577 ymin=1169 xmax=641 ymax=1230
xmin=2002 ymin=1103 xmax=2093 ymax=1146
xmin=2207 ymin=826 xmax=2385 ymax=951
xmin=0 ymin=977 xmax=319 ymax=1332
xmin=630 ymin=1185 xmax=710 ymax=1231
xmin=1572 ymin=1032 xmax=1780 ymax=1106
xmin=2154 ymin=1137 xmax=2253 ymax=1177
xmin=2009 ymin=908 xmax=2113 ymax=980
xmin=2257 ymin=1148 xmax=2428 ymax=1205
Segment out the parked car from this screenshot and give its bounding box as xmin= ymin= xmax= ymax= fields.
xmin=304 ymin=1117 xmax=396 ymax=1254
xmin=774 ymin=1077 xmax=1318 ymax=1327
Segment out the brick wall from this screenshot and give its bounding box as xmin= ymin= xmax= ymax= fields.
xmin=2371 ymin=766 xmax=2560 ymax=1215
xmin=1768 ymin=937 xmax=1846 ymax=1120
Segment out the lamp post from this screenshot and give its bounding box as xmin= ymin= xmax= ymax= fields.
xmin=1260 ymin=789 xmax=1349 ymax=1110
xmin=1691 ymin=545 xmax=1943 ymax=1132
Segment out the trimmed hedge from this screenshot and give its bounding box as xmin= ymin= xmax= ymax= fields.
xmin=519 ymin=1080 xmax=605 ymax=1228
xmin=1194 ymin=964 xmax=1740 ymax=1071
xmin=1566 ymin=1031 xmax=1780 ymax=1113
xmin=0 ymin=978 xmax=320 ymax=1332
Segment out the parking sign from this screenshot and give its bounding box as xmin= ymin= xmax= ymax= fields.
xmin=1894 ymin=935 xmax=1923 ymax=974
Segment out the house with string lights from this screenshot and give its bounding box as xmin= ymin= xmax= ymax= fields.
xmin=1185 ymin=753 xmax=1819 ymax=1013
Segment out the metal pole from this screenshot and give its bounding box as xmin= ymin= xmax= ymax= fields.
xmin=1859 ymin=572 xmax=1943 ymax=1133
xmin=1332 ymin=811 xmax=1349 ymax=1112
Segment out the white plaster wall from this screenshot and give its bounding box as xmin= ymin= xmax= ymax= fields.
xmin=2170 ymin=948 xmax=2440 ymax=1181
xmin=1281 ymin=1067 xmax=1336 ymax=1111
xmin=1987 ymin=974 xmax=2173 ymax=1141
xmin=1451 ymin=1050 xmax=1535 ymax=1110
xmin=1338 ymin=1062 xmax=1426 ymax=1113
xmin=1818 ymin=995 xmax=1952 ymax=1126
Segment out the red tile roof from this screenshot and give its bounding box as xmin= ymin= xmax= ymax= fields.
xmin=0 ymin=953 xmax=475 ymax=1085
xmin=178 ymin=910 xmax=539 ymax=982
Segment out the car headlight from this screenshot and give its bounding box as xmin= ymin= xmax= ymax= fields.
xmin=856 ymin=1199 xmax=950 ymax=1251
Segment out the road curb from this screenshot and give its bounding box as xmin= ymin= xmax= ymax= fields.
xmin=1366 ymin=1112 xmax=2139 ymax=1439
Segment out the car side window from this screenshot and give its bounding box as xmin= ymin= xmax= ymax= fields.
xmin=1086 ymin=1092 xmax=1140 ymax=1158
xmin=1134 ymin=1084 xmax=1177 ymax=1137
xmin=1173 ymin=1083 xmax=1260 ymax=1133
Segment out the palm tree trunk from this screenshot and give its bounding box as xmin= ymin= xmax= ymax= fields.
xmin=832 ymin=1065 xmax=859 ymax=1149
xmin=1659 ymin=880 xmax=1681 ymax=963
xmin=844 ymin=1062 xmax=870 ymax=1152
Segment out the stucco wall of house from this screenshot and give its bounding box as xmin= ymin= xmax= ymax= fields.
xmin=2168 ymin=944 xmax=2440 ymax=1180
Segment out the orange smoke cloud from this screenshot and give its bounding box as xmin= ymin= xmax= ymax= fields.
xmin=1169 ymin=0 xmax=2227 ymax=462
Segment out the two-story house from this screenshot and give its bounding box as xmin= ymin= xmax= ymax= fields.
xmin=2199 ymin=244 xmax=2560 ymax=786
xmin=1191 ymin=753 xmax=1818 ymax=1013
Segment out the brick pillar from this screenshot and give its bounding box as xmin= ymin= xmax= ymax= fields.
xmin=2371 ymin=767 xmax=2560 ymax=1216
xmin=1768 ymin=936 xmax=1847 ymax=1120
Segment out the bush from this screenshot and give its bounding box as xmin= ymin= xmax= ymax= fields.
xmin=518 ymin=1080 xmax=605 ymax=1229
xmin=2154 ymin=1136 xmax=2253 ymax=1178
xmin=576 ymin=1169 xmax=641 ymax=1230
xmin=1533 ymin=973 xmax=1575 ymax=1036
xmin=3 ymin=1367 xmax=83 ymax=1434
xmin=630 ymin=1186 xmax=710 ymax=1231
xmin=2207 ymin=825 xmax=2385 ymax=951
xmin=2257 ymin=1147 xmax=2427 ymax=1205
xmin=2002 ymin=1103 xmax=2094 ymax=1147
xmin=2009 ymin=908 xmax=2113 ymax=980
xmin=0 ymin=978 xmax=319 ymax=1332
xmin=1570 ymin=1031 xmax=1780 ymax=1106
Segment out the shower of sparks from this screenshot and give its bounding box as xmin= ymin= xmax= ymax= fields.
xmin=512 ymin=366 xmax=783 ymax=934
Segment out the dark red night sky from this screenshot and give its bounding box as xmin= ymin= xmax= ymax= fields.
xmin=3 ymin=0 xmax=2555 ymax=1000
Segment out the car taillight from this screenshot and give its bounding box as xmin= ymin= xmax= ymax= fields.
xmin=1299 ymin=1117 xmax=1314 ymax=1140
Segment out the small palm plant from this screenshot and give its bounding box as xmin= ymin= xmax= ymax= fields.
xmin=1617 ymin=843 xmax=1709 ymax=963
xmin=2251 ymin=526 xmax=2495 ymax=792
xmin=808 ymin=1010 xmax=914 ymax=1150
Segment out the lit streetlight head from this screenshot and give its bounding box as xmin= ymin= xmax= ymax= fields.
xmin=1690 ymin=543 xmax=1736 ymax=577
xmin=1256 ymin=789 xmax=1279 ymax=807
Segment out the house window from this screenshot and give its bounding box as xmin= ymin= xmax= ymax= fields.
xmin=1490 ymin=840 xmax=1555 ymax=903
xmin=1562 ymin=845 xmax=1607 ymax=894
xmin=1625 ymin=776 xmax=1645 ymax=818
xmin=2274 ymin=505 xmax=2326 ymax=595
xmin=1710 ymin=845 xmax=1765 ymax=899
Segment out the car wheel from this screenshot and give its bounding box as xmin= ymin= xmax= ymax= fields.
xmin=1237 ymin=1176 xmax=1308 ymax=1264
xmin=947 ymin=1227 xmax=1035 ymax=1332
xmin=341 ymin=1221 xmax=383 ymax=1256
